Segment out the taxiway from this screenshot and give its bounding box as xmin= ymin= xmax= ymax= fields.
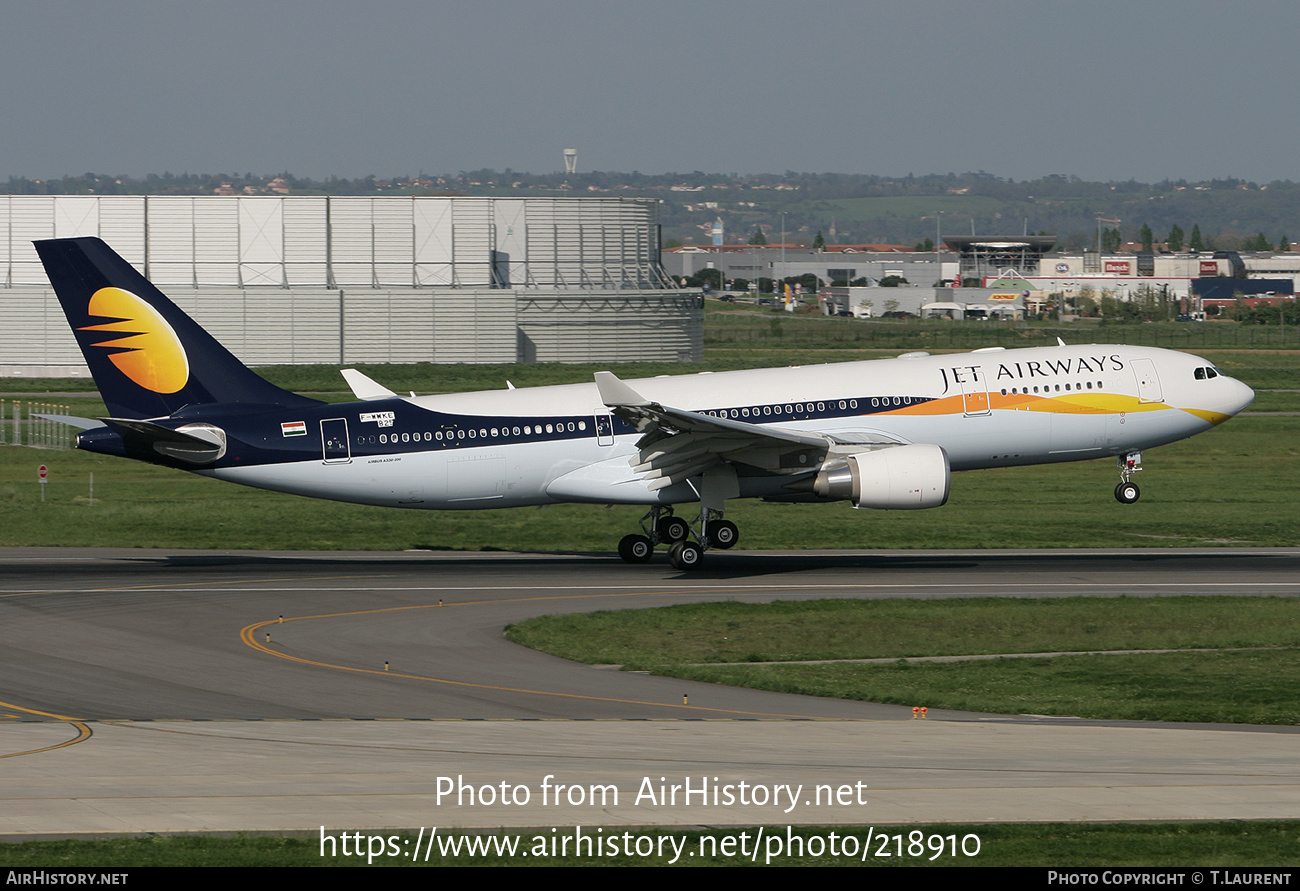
xmin=2 ymin=547 xmax=1297 ymax=837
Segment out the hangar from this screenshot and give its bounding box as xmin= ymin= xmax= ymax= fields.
xmin=0 ymin=195 xmax=701 ymax=375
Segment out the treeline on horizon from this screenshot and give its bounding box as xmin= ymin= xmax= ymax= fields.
xmin=7 ymin=169 xmax=1297 ymax=252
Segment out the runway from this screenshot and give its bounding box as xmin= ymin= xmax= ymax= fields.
xmin=2 ymin=547 xmax=1298 ymax=838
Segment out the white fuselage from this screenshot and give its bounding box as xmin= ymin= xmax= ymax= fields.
xmin=205 ymin=344 xmax=1253 ymax=510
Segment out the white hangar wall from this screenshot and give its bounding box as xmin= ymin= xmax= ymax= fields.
xmin=0 ymin=195 xmax=701 ymax=372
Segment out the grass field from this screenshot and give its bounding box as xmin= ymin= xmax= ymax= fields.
xmin=504 ymin=597 xmax=1300 ymax=724
xmin=3 ymin=821 xmax=1298 ymax=866
xmin=0 ymin=414 xmax=1295 ymax=551
xmin=669 ymin=650 xmax=1300 ymax=724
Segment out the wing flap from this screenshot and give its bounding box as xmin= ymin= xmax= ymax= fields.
xmin=595 ymin=371 xmax=834 ymax=485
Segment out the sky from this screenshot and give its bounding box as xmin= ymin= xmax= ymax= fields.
xmin=2 ymin=0 xmax=1297 ymax=184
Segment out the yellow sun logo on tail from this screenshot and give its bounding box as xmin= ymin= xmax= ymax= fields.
xmin=78 ymin=287 xmax=190 ymax=394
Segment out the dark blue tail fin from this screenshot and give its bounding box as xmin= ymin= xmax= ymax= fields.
xmin=36 ymin=237 xmax=320 ymax=419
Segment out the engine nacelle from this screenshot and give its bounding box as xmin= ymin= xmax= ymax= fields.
xmin=156 ymin=423 xmax=228 ymax=464
xmin=812 ymin=444 xmax=950 ymax=510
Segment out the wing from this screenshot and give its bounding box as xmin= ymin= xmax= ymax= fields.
xmin=594 ymin=371 xmax=895 ymax=492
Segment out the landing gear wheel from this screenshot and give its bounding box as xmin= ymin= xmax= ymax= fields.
xmin=667 ymin=540 xmax=703 ymax=570
xmin=618 ymin=534 xmax=654 ymax=563
xmin=1114 ymin=482 xmax=1140 ymax=504
xmin=657 ymin=516 xmax=690 ymax=543
xmin=707 ymin=519 xmax=739 ymax=550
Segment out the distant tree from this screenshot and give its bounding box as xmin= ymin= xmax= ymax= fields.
xmin=1212 ymin=233 xmax=1243 ymax=252
xmin=1190 ymin=224 xmax=1205 ymax=251
xmin=1246 ymin=232 xmax=1271 ymax=251
xmin=812 ymin=231 xmax=825 ymax=250
xmin=1167 ymin=224 xmax=1185 ymax=252
xmin=1140 ymin=223 xmax=1153 ymax=252
xmin=1238 ymin=301 xmax=1300 ymax=325
xmin=663 ymin=238 xmax=683 ymax=249
xmin=1102 ymin=228 xmax=1122 ymax=252
xmin=749 ymin=227 xmax=767 ymax=245
xmin=914 ymin=237 xmax=934 ymax=251
xmin=773 ymin=272 xmax=820 ymax=295
xmin=878 ymin=275 xmax=908 ymax=287
xmin=687 ymin=268 xmax=722 ymax=289
xmin=1280 ymin=234 xmax=1291 ymax=252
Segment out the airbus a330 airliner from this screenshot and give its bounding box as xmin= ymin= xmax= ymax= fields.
xmin=37 ymin=237 xmax=1254 ymax=569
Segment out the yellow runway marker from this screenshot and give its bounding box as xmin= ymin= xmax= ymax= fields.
xmin=0 ymin=700 xmax=93 ymax=759
xmin=240 ymin=588 xmax=849 ymax=720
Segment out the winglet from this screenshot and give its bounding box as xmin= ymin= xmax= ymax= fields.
xmin=340 ymin=368 xmax=397 ymax=401
xmin=595 ymin=371 xmax=651 ymax=407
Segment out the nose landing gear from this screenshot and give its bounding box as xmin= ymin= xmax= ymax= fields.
xmin=1114 ymin=452 xmax=1142 ymax=504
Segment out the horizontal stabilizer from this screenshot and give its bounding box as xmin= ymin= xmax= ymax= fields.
xmin=33 ymin=413 xmax=104 ymax=431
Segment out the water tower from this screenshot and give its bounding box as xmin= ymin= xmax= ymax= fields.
xmin=563 ymin=148 xmax=577 ymax=174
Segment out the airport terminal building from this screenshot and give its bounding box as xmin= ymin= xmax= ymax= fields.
xmin=668 ymin=239 xmax=1299 ymax=319
xmin=0 ymin=195 xmax=701 ymax=375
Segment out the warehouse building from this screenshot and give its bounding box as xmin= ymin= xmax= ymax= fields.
xmin=0 ymin=195 xmax=700 ymax=375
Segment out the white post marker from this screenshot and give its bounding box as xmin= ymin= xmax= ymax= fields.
xmin=38 ymin=464 xmax=47 ymax=503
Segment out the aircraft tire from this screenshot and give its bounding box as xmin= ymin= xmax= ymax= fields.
xmin=657 ymin=516 xmax=690 ymax=543
xmin=667 ymin=541 xmax=703 ymax=570
xmin=707 ymin=520 xmax=739 ymax=550
xmin=618 ymin=534 xmax=654 ymax=563
xmin=1114 ymin=482 xmax=1140 ymax=504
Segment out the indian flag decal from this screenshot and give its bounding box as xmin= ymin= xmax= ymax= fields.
xmin=281 ymin=421 xmax=307 ymax=437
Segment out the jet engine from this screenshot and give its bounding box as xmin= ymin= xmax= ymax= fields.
xmin=811 ymin=443 xmax=950 ymax=510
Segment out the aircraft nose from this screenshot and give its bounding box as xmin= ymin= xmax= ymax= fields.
xmin=1227 ymin=377 xmax=1255 ymax=415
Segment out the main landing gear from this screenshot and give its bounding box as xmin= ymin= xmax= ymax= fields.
xmin=1114 ymin=451 xmax=1142 ymax=504
xmin=617 ymin=506 xmax=739 ymax=570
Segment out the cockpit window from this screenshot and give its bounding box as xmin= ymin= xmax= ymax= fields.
xmin=1194 ymin=366 xmax=1219 ymax=381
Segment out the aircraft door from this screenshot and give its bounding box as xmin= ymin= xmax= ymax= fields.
xmin=595 ymin=413 xmax=614 ymax=446
xmin=321 ymin=418 xmax=351 ymax=464
xmin=960 ymin=370 xmax=991 ymax=417
xmin=1131 ymin=358 xmax=1163 ymax=404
